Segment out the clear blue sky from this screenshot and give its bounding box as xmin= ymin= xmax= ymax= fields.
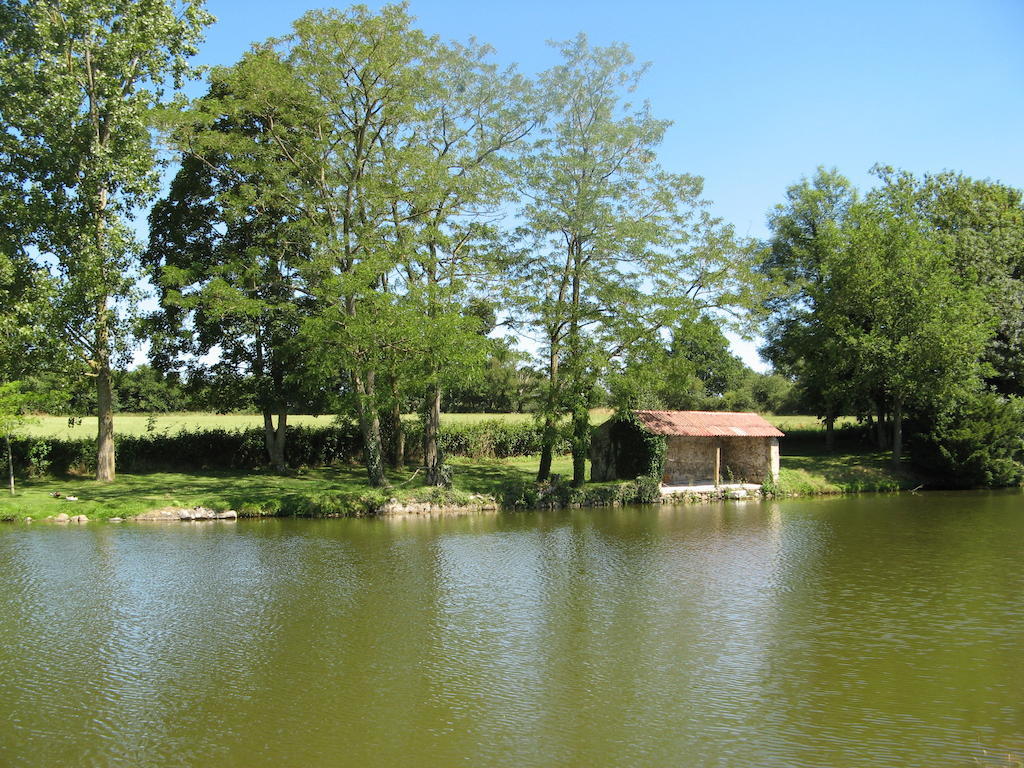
xmin=189 ymin=0 xmax=1024 ymax=368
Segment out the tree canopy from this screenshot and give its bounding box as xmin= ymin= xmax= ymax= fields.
xmin=0 ymin=0 xmax=212 ymax=480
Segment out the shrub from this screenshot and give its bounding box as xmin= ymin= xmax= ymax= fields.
xmin=8 ymin=423 xmax=364 ymax=476
xmin=500 ymin=473 xmax=662 ymax=509
xmin=911 ymin=392 xmax=1024 ymax=488
xmin=10 ymin=418 xmax=564 ymax=476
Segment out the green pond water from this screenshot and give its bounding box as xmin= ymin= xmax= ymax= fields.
xmin=0 ymin=491 xmax=1022 ymax=767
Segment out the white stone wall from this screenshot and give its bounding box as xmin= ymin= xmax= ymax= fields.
xmin=663 ymin=435 xmax=779 ymax=485
xmin=663 ymin=436 xmax=717 ymax=484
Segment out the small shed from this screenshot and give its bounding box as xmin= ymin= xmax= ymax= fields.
xmin=590 ymin=410 xmax=784 ymax=486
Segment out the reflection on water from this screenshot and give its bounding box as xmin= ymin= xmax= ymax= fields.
xmin=0 ymin=492 xmax=1022 ymax=767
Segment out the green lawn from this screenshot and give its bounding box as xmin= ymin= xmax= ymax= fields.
xmin=765 ymin=413 xmax=858 ymax=431
xmin=777 ymin=451 xmax=918 ymax=494
xmin=0 ymin=454 xmax=581 ymax=521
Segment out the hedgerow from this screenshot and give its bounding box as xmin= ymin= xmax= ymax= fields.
xmin=6 ymin=418 xmax=567 ymax=476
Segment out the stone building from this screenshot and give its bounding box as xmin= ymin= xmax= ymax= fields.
xmin=590 ymin=410 xmax=784 ymax=486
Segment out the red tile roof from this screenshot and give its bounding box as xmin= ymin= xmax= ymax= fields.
xmin=633 ymin=410 xmax=785 ymax=438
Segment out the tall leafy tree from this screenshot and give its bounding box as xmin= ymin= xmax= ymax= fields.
xmin=169 ymin=14 xmax=417 ymax=486
xmin=902 ymin=171 xmax=1024 ymax=394
xmin=516 ymin=35 xmax=749 ymax=485
xmin=395 ymin=40 xmax=532 ymax=484
xmin=171 ymin=6 xmax=531 ymax=487
xmin=829 ymin=190 xmax=990 ymax=462
xmin=763 ymin=168 xmax=994 ymax=464
xmin=0 ymin=0 xmax=212 ymax=481
xmin=149 ymin=58 xmax=322 ymax=473
xmin=760 ymin=167 xmax=858 ymax=448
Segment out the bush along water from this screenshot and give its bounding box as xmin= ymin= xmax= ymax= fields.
xmin=501 ymin=473 xmax=662 ymax=510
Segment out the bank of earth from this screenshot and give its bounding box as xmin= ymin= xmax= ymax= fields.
xmin=0 ymin=446 xmax=923 ymax=522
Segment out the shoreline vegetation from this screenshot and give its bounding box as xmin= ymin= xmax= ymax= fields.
xmin=0 ymin=413 xmax=929 ymax=523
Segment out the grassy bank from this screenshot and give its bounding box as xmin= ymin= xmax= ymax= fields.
xmin=772 ymin=417 xmax=920 ymax=494
xmin=0 ymin=412 xmax=925 ymax=521
xmin=0 ymin=455 xmax=583 ymax=521
xmin=776 ymin=452 xmax=919 ymax=494
xmin=0 ymin=447 xmax=918 ymax=522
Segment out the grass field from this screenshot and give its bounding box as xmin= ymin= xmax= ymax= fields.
xmin=21 ymin=408 xmax=833 ymax=439
xmin=765 ymin=414 xmax=857 ymax=431
xmin=21 ymin=412 xmax=341 ymax=438
xmin=20 ymin=410 xmax=617 ymax=438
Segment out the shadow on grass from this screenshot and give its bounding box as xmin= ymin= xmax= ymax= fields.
xmin=781 ymin=447 xmax=919 ymax=493
xmin=448 ymin=459 xmax=527 ymax=496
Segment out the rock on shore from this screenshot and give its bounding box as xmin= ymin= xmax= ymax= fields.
xmin=378 ymin=495 xmax=498 ymax=517
xmin=134 ymin=507 xmax=237 ymax=522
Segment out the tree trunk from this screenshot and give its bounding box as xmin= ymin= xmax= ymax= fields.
xmin=263 ymin=410 xmax=288 ymax=473
xmin=95 ymin=354 xmax=115 ymax=482
xmin=537 ymin=338 xmax=561 ymax=483
xmin=93 ymin=166 xmax=115 ymax=482
xmin=573 ymin=411 xmax=589 ymax=483
xmin=354 ymin=370 xmax=387 ymax=487
xmin=874 ymin=402 xmax=889 ymax=450
xmin=537 ymin=419 xmax=555 ymax=482
xmin=567 ymin=256 xmax=585 ymax=486
xmin=824 ymin=415 xmax=835 ymax=452
xmin=424 ymin=384 xmax=442 ymax=485
xmin=6 ymin=434 xmax=13 ymax=496
xmin=570 ymin=406 xmax=589 ymax=486
xmin=891 ymin=399 xmax=903 ymax=467
xmin=390 ymin=395 xmax=405 ymax=468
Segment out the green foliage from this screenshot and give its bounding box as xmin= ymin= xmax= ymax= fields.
xmin=408 ymin=419 xmax=569 ymax=460
xmin=0 ymin=0 xmax=213 ymax=481
xmin=513 ymin=34 xmax=757 ymax=485
xmin=7 ymin=424 xmax=361 ymax=476
xmin=620 ymin=412 xmax=668 ymax=480
xmin=113 ymin=366 xmax=188 ymax=413
xmin=589 ymin=412 xmax=666 ymax=486
xmin=162 ymin=5 xmax=532 ymax=486
xmin=910 ymin=173 xmax=1024 ymax=396
xmin=446 ymin=340 xmax=544 ymax=413
xmin=911 ymin=392 xmax=1024 ymax=488
xmin=609 ymin=316 xmax=796 ymax=414
xmin=4 ymin=418 xmax=568 ymax=477
xmin=762 ymin=166 xmax=997 ymax=461
xmin=500 ymin=474 xmax=661 ymax=509
xmin=24 ymin=442 xmax=51 ymax=478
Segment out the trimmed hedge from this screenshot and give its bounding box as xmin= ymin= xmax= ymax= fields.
xmin=5 ymin=418 xmax=569 ymax=476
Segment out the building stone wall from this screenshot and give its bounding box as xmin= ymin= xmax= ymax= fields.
xmin=592 ymin=417 xmax=782 ymax=485
xmin=720 ymin=437 xmax=775 ymax=483
xmin=663 ymin=436 xmax=718 ymax=484
xmin=663 ymin=435 xmax=779 ymax=485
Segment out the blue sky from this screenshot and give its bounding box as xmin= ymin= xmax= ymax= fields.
xmin=188 ymin=0 xmax=1024 ymax=368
